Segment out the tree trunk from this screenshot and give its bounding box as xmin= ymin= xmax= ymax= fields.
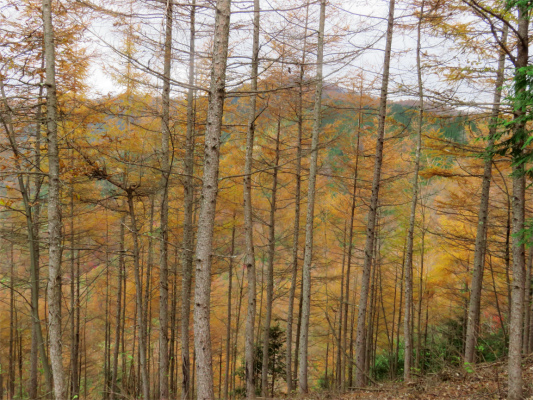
xmin=403 ymin=1 xmax=424 ymax=381
xmin=70 ymin=193 xmax=80 ymax=400
xmin=160 ymin=1 xmax=173 ymax=398
xmin=181 ymin=2 xmax=196 ymax=399
xmin=192 ymin=0 xmax=232 ymax=399
xmin=260 ymin=118 xmax=281 ymax=396
xmin=336 ymin=226 xmax=346 ymax=389
xmin=30 ymin=79 xmax=45 ymax=400
xmin=523 ymin=247 xmax=532 ymax=354
xmin=224 ymin=218 xmax=236 ymax=400
xmin=507 ymin=6 xmax=528 ymax=398
xmin=342 ymin=124 xmax=360 ymax=390
xmin=127 ymin=192 xmax=150 ymax=400
xmin=298 ymin=0 xmax=325 ymax=392
xmin=354 ymin=0 xmax=395 ymax=387
xmin=464 ymin=24 xmax=507 ymax=365
xmin=111 ymin=217 xmax=125 ymax=400
xmin=43 ymin=0 xmax=67 ymax=398
xmin=286 ymin=3 xmax=310 ymax=393
xmin=415 ymin=223 xmax=426 ymax=371
xmin=9 ymin=241 xmax=15 ymax=400
xmin=244 ymin=1 xmax=260 ymax=398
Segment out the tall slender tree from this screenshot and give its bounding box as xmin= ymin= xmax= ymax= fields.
xmin=298 ymin=0 xmax=325 ymax=393
xmin=192 ymin=1 xmax=232 ymax=399
xmin=244 ymin=0 xmax=260 ymax=398
xmin=507 ymin=4 xmax=529 ymax=399
xmin=354 ymin=0 xmax=395 ymax=387
xmin=159 ymin=1 xmax=174 ymax=398
xmin=182 ymin=2 xmax=196 ymax=399
xmin=463 ymin=24 xmax=507 ymax=366
xmin=286 ymin=2 xmax=310 ymax=392
xmin=43 ymin=0 xmax=67 ymax=398
xmin=403 ymin=0 xmax=425 ymax=381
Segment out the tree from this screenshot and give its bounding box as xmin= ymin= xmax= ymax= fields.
xmin=159 ymin=1 xmax=173 ymax=398
xmin=464 ymin=24 xmax=507 ymax=366
xmin=298 ymin=0 xmax=325 ymax=393
xmin=181 ymin=2 xmax=196 ymax=399
xmin=192 ymin=1 xmax=232 ymax=400
xmin=43 ymin=0 xmax=67 ymax=398
xmin=244 ymin=1 xmax=260 ymax=399
xmin=354 ymin=0 xmax=396 ymax=387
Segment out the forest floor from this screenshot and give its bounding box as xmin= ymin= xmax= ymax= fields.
xmin=333 ymin=355 xmax=533 ymax=399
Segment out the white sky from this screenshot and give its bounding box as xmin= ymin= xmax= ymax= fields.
xmin=80 ymin=0 xmax=510 ymax=110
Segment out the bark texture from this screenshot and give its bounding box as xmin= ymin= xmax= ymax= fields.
xmin=181 ymin=2 xmax=196 ymax=399
xmin=43 ymin=0 xmax=67 ymax=398
xmin=507 ymin=7 xmax=529 ymax=398
xmin=192 ymin=1 xmax=231 ymax=399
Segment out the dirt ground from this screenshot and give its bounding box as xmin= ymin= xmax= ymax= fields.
xmin=335 ymin=356 xmax=533 ymax=399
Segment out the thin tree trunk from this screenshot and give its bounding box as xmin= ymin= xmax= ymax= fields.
xmin=111 ymin=218 xmax=125 ymax=400
xmin=181 ymin=2 xmax=196 ymax=399
xmin=244 ymin=0 xmax=260 ymax=398
xmin=298 ymin=0 xmax=325 ymax=392
xmin=523 ymin=247 xmax=532 ymax=354
xmin=9 ymin=241 xmax=15 ymax=400
xmin=43 ymin=0 xmax=66 ymax=397
xmin=354 ymin=0 xmax=395 ymax=387
xmin=192 ymin=0 xmax=232 ymax=399
xmin=464 ymin=24 xmax=507 ymax=365
xmin=294 ymin=285 xmax=303 ymax=384
xmin=507 ymin=6 xmax=528 ymax=398
xmin=403 ymin=1 xmax=424 ymax=381
xmin=224 ymin=218 xmax=236 ymax=400
xmin=261 ymin=118 xmax=281 ymax=396
xmin=286 ymin=3 xmax=310 ymax=392
xmin=70 ymin=193 xmax=80 ymax=400
xmin=170 ymin=247 xmax=179 ymax=399
xmin=342 ymin=130 xmax=360 ymax=390
xmin=104 ymin=235 xmax=111 ymax=400
xmin=29 ymin=79 xmax=45 ymax=400
xmin=127 ymin=192 xmax=150 ymax=400
xmin=394 ymin=243 xmax=405 ymax=378
xmin=336 ymin=226 xmax=346 ymax=389
xmin=348 ymin=273 xmax=359 ymax=387
xmin=232 ymin=270 xmax=245 ymax=399
xmin=143 ymin=199 xmax=155 ymax=398
xmin=160 ymin=2 xmax=173 ymax=399
xmin=415 ymin=225 xmax=426 ymax=371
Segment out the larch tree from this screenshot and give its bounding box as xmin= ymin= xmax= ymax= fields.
xmin=298 ymin=0 xmax=325 ymax=393
xmin=244 ymin=0 xmax=260 ymax=399
xmin=43 ymin=0 xmax=67 ymax=399
xmin=403 ymin=0 xmax=425 ymax=381
xmin=286 ymin=1 xmax=310 ymax=392
xmin=192 ymin=1 xmax=232 ymax=400
xmin=354 ymin=0 xmax=395 ymax=387
xmin=159 ymin=0 xmax=173 ymax=398
xmin=506 ymin=3 xmax=529 ymax=399
xmin=182 ymin=2 xmax=197 ymax=399
xmin=463 ymin=23 xmax=507 ymax=366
